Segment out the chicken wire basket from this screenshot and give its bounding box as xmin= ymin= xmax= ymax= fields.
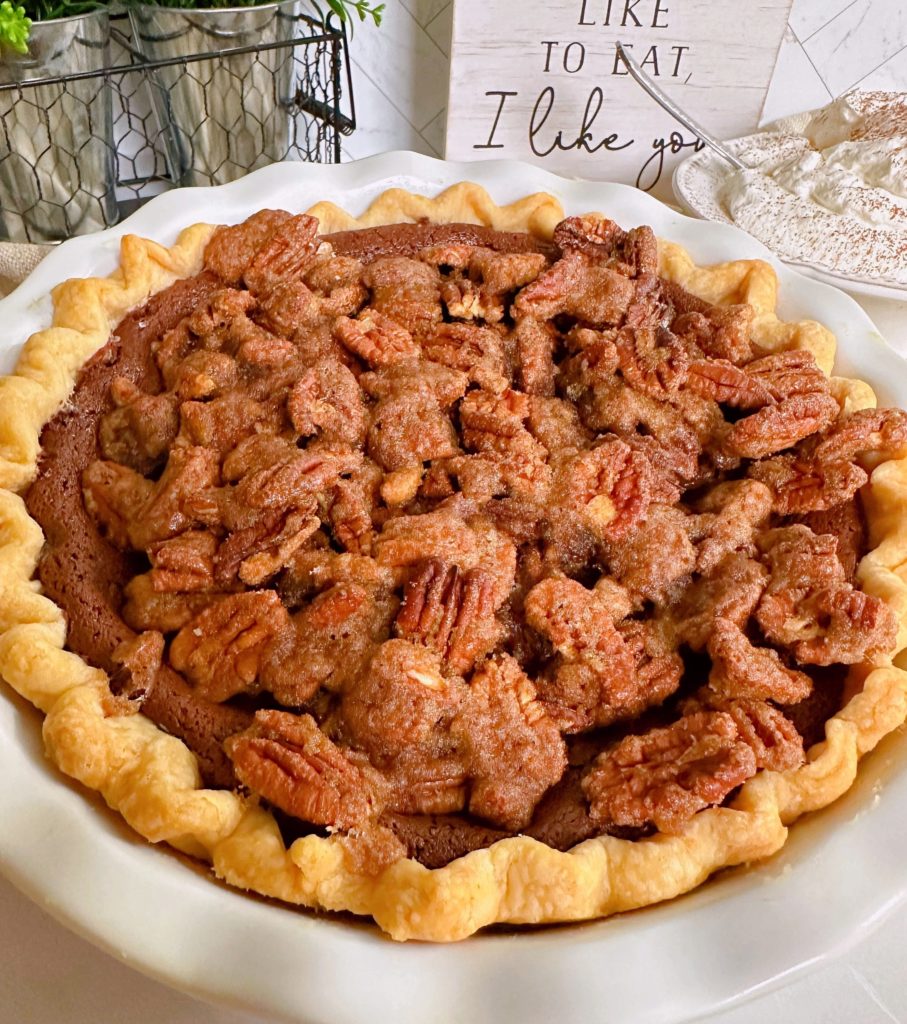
xmin=0 ymin=9 xmax=354 ymax=243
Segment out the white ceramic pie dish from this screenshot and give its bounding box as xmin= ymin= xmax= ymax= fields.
xmin=1 ymin=151 xmax=907 ymax=1024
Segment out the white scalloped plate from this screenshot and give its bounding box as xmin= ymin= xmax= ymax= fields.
xmin=2 ymin=152 xmax=907 ymax=1024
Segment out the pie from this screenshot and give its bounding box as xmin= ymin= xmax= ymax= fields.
xmin=1 ymin=183 xmax=906 ymax=943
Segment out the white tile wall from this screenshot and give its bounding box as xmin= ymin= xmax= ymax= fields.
xmin=340 ymin=0 xmax=906 ymax=160
xmin=341 ymin=0 xmax=451 ymax=159
xmin=755 ymin=25 xmax=833 ymax=125
xmin=788 ymin=0 xmax=856 ymax=43
xmin=801 ymin=0 xmax=907 ymax=99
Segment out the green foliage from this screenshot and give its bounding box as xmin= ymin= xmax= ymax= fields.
xmin=0 ymin=0 xmax=31 ymax=52
xmin=0 ymin=0 xmax=383 ymax=56
xmin=323 ymin=0 xmax=384 ymax=25
xmin=14 ymin=0 xmax=106 ymax=22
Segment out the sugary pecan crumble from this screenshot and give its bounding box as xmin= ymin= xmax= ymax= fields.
xmin=29 ymin=209 xmax=906 ymax=869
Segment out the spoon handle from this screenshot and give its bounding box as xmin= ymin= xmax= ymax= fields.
xmin=616 ymin=41 xmax=748 ymax=172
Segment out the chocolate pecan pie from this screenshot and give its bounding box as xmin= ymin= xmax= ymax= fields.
xmin=2 ymin=183 xmax=907 ymax=942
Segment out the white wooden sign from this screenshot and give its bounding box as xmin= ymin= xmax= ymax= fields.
xmin=445 ymin=0 xmax=793 ymax=199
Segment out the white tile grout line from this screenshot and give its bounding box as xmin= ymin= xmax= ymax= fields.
xmin=798 ymin=0 xmax=861 ymax=44
xmin=424 ymin=1 xmax=452 ymax=43
xmin=397 ymin=0 xmax=451 ymax=64
xmin=787 ymin=22 xmax=836 ymax=100
xmin=418 ymin=105 xmax=447 ymax=133
xmin=351 ymin=56 xmax=444 ymax=137
xmin=848 ymin=39 xmax=907 ymax=91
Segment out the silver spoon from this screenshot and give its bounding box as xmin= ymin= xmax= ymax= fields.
xmin=616 ymin=41 xmax=748 ymax=171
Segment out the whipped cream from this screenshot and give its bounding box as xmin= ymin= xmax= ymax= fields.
xmin=718 ymin=93 xmax=907 ymax=286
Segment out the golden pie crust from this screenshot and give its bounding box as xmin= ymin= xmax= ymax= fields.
xmin=1 ymin=182 xmax=906 ymax=942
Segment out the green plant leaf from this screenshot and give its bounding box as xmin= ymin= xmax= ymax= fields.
xmin=320 ymin=0 xmax=384 ymax=28
xmin=0 ymin=0 xmax=32 ymax=54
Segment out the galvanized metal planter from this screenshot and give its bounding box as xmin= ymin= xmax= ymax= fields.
xmin=0 ymin=8 xmax=351 ymax=241
xmin=129 ymin=0 xmax=304 ymax=187
xmin=0 ymin=10 xmax=117 ymax=243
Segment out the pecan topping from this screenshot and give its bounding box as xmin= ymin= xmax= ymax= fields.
xmin=215 ymin=509 xmax=321 ymax=586
xmin=368 ymin=385 xmax=460 ymax=472
xmin=558 ymin=437 xmax=653 ymax=540
xmin=203 ymin=209 xmax=292 ymax=285
xmin=60 ymin=208 xmax=900 ymax=868
xmin=82 ymin=460 xmax=154 ymax=550
xmin=672 ymin=304 xmax=754 ymax=364
xmin=362 ymin=256 xmax=442 ymax=334
xmin=747 ymin=350 xmax=831 ymax=399
xmin=513 ymin=317 xmax=558 ymax=396
xmin=603 ymin=503 xmax=696 ymax=604
xmin=170 ymin=591 xmax=291 ymax=702
xmin=287 ymin=358 xmax=368 ymax=448
xmin=262 ymin=582 xmax=397 ymax=706
xmin=685 ymin=691 xmax=805 ymax=773
xmin=686 ymin=359 xmax=772 ymax=408
xmin=471 ymin=248 xmax=550 ymax=296
xmin=122 ymin=575 xmax=227 ymax=634
xmin=727 ymin=391 xmax=841 ymax=459
xmin=553 ymin=215 xmax=657 ymax=277
xmin=578 ymin=377 xmax=702 ymax=488
xmin=562 ymin=327 xmax=620 ymax=393
xmin=528 ymin=395 xmax=590 ymax=455
xmin=337 ymin=641 xmax=467 ymax=816
xmin=793 ymin=587 xmax=897 ymax=666
xmin=523 ymin=577 xmax=673 ymax=730
xmin=815 ymin=407 xmax=907 ymax=463
xmin=457 ymin=388 xmax=552 ymax=500
xmin=722 ymin=351 xmax=841 ymax=459
xmin=803 ymin=498 xmax=866 ymax=579
xmin=361 ymin=358 xmax=468 ymax=406
xmin=582 ymin=711 xmax=758 ymax=834
xmin=179 ymin=391 xmax=283 ymax=455
xmin=514 ymin=251 xmax=636 ymax=327
xmin=750 ymin=455 xmax=867 ymax=515
xmin=524 ymin=577 xmax=622 ymax=660
xmin=453 ymin=655 xmax=566 ymax=831
xmin=707 ymin=620 xmax=812 ymax=703
xmin=421 ymin=322 xmax=508 ymax=391
xmin=755 ymin=526 xmax=896 ymax=665
xmin=340 ymin=640 xmax=464 ymax=760
xmin=553 ymin=214 xmax=624 ymax=259
xmin=99 ymin=380 xmax=180 ymax=475
xmin=691 ymin=479 xmax=773 ymax=574
xmin=334 ymin=309 xmax=419 ymax=367
xmin=243 ymin=213 xmax=320 ymax=296
xmin=233 ymin=446 xmax=359 ymax=513
xmin=225 ymin=710 xmax=380 ymax=828
xmin=672 ymin=551 xmax=768 ymax=651
xmin=170 ymin=351 xmax=238 ymax=401
xmin=149 ymin=530 xmax=218 ymax=592
xmin=375 ymin=505 xmax=479 ymax=569
xmin=615 ymin=325 xmax=690 ymax=397
xmin=397 ymin=559 xmax=503 ymax=675
xmin=108 ymin=631 xmax=164 ymax=711
xmin=428 ymin=245 xmax=549 ymax=323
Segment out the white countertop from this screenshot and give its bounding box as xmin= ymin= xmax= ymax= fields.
xmin=1 ymin=290 xmax=905 ymax=1024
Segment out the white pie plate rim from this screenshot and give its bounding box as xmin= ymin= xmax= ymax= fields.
xmin=1 ymin=151 xmax=907 ymax=1024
